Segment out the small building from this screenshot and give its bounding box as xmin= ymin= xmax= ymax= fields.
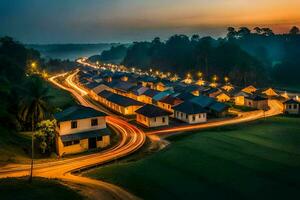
xmin=135 ymin=104 xmax=172 ymax=127
xmin=140 ymin=89 xmax=160 ymax=104
xmin=242 ymin=85 xmax=257 ymax=94
xmin=215 ymin=92 xmax=231 ymax=102
xmin=89 ymin=83 xmax=111 ymax=101
xmin=54 ymin=105 xmax=111 ymax=156
xmin=128 ymin=85 xmax=149 ymax=101
xmin=173 ymin=101 xmax=207 ymax=124
xmin=283 ymin=99 xmax=300 ymax=114
xmin=98 ymin=90 xmax=144 ymax=115
xmin=244 ymin=95 xmax=269 ymax=110
xmin=157 ymin=95 xmax=183 ymax=113
xmin=260 ymin=88 xmax=279 ymax=97
xmin=233 ymin=91 xmax=250 ymax=106
xmin=221 ymin=84 xmax=234 ymax=92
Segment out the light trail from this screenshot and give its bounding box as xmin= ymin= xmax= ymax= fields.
xmin=0 ymin=71 xmax=146 ymax=200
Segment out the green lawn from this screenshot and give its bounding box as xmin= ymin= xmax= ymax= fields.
xmin=0 ymin=177 xmax=82 ymax=200
xmin=46 ymin=81 xmax=77 ymax=110
xmin=86 ymin=116 xmax=300 ymax=200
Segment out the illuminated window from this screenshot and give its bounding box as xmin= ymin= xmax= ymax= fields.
xmin=71 ymin=121 xmax=77 ymax=129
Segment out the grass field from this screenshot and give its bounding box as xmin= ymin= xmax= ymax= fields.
xmin=46 ymin=81 xmax=77 ymax=110
xmin=86 ymin=116 xmax=300 ymax=200
xmin=0 ymin=177 xmax=82 ymax=200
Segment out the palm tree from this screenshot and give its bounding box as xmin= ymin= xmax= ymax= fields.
xmin=18 ymin=76 xmax=53 ymax=182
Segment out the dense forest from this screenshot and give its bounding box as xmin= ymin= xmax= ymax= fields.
xmin=97 ymin=26 xmax=300 ymax=87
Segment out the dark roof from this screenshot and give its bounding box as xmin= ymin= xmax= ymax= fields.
xmin=190 ymin=95 xmax=215 ymax=108
xmin=173 ymin=101 xmax=207 ymax=115
xmin=143 ymin=89 xmax=160 ymax=97
xmin=159 ymin=95 xmax=182 ymax=105
xmin=135 ymin=104 xmax=172 ymax=117
xmin=284 ymin=99 xmax=300 ymax=104
xmin=175 ymin=92 xmax=195 ymax=101
xmin=54 ymin=105 xmax=107 ymax=122
xmin=98 ymin=90 xmax=114 ymax=98
xmin=129 ymin=85 xmax=149 ymax=95
xmin=85 ymin=82 xmax=99 ymax=90
xmin=61 ymin=128 xmax=111 ymax=142
xmin=113 ymin=81 xmax=135 ymax=92
xmin=107 ymin=93 xmax=144 ymax=107
xmin=245 ymin=95 xmax=268 ymax=101
xmin=209 ymin=102 xmax=229 ymax=113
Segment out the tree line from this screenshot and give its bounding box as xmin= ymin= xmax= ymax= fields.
xmin=97 ymin=26 xmax=300 ymax=87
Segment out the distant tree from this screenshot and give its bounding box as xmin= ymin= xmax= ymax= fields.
xmin=261 ymin=28 xmax=274 ymax=36
xmin=254 ymin=27 xmax=262 ymax=34
xmin=227 ymin=27 xmax=237 ymax=39
xmin=191 ymin=34 xmax=200 ymax=42
xmin=289 ymin=26 xmax=300 ymax=35
xmin=237 ymin=27 xmax=251 ymax=38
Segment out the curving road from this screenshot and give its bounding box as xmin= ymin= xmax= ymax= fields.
xmin=0 ymin=60 xmax=283 ymax=199
xmin=148 ymin=100 xmax=283 ymax=136
xmin=0 ymin=71 xmax=146 ymax=200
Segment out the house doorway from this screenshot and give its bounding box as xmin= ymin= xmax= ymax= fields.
xmin=88 ymin=137 xmax=97 ymax=149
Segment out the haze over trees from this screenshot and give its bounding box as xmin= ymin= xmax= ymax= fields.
xmin=98 ymin=26 xmax=300 ymax=87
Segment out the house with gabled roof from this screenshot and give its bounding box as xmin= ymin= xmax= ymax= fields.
xmin=242 ymin=85 xmax=257 ymax=94
xmin=136 ymin=104 xmax=172 ymax=127
xmin=244 ymin=95 xmax=269 ymax=110
xmin=157 ymin=95 xmax=183 ymax=114
xmin=98 ymin=90 xmax=144 ymax=115
xmin=140 ymin=88 xmax=160 ymax=104
xmin=54 ymin=105 xmax=111 ymax=156
xmin=283 ymin=98 xmax=300 ymax=114
xmin=173 ymin=101 xmax=207 ymax=124
xmin=128 ymin=85 xmax=149 ymax=101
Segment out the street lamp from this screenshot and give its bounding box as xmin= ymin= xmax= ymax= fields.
xmin=197 ymin=71 xmax=203 ymax=78
xmin=212 ymin=75 xmax=218 ymax=82
xmin=224 ymin=76 xmax=229 ymax=83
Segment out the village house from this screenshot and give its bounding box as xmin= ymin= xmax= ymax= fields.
xmin=242 ymin=85 xmax=257 ymax=94
xmin=128 ymin=85 xmax=149 ymax=101
xmin=190 ymin=95 xmax=229 ymax=117
xmin=135 ymin=104 xmax=172 ymax=127
xmin=215 ymin=91 xmax=231 ymax=102
xmin=173 ymin=101 xmax=207 ymax=124
xmin=244 ymin=95 xmax=269 ymax=110
xmin=140 ymin=88 xmax=160 ymax=104
xmin=233 ymin=91 xmax=250 ymax=106
xmin=157 ymin=95 xmax=183 ymax=114
xmin=54 ymin=105 xmax=111 ymax=156
xmin=98 ymin=90 xmax=144 ymax=115
xmin=221 ymin=84 xmax=235 ymax=92
xmin=283 ymin=98 xmax=300 ymax=114
xmin=89 ymin=83 xmax=111 ymax=101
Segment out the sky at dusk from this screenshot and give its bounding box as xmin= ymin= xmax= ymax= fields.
xmin=1 ymin=0 xmax=300 ymax=43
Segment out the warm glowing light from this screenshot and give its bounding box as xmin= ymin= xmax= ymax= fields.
xmin=224 ymin=76 xmax=229 ymax=83
xmin=197 ymin=71 xmax=203 ymax=78
xmin=212 ymin=75 xmax=218 ymax=82
xmin=31 ymin=62 xmax=37 ymax=69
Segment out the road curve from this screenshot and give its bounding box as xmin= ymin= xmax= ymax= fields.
xmin=147 ymin=100 xmax=283 ymax=136
xmin=0 ymin=72 xmax=146 ymax=200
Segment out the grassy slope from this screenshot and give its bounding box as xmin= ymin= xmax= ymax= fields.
xmin=0 ymin=81 xmax=76 ymax=163
xmin=86 ymin=116 xmax=300 ymax=200
xmin=0 ymin=177 xmax=82 ymax=200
